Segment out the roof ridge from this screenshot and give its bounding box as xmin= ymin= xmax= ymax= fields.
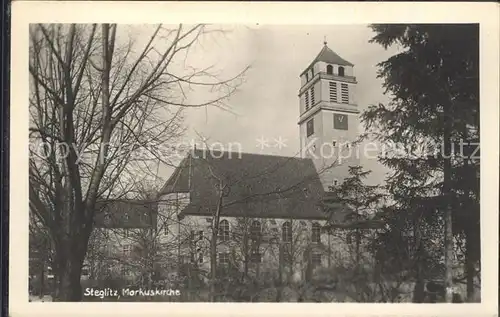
xmin=96 ymin=198 xmax=157 ymax=204
xmin=192 ymin=148 xmax=309 ymax=160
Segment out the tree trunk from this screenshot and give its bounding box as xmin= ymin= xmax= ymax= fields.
xmin=462 ymin=131 xmax=478 ymax=303
xmin=355 ymin=229 xmax=361 ymax=270
xmin=465 ymin=228 xmax=477 ymax=302
xmin=276 ymin=244 xmax=284 ymax=302
xmin=440 ymin=86 xmax=456 ymax=303
xmin=53 ymin=225 xmax=90 ymax=302
xmin=355 ymin=228 xmax=362 ymax=301
xmin=412 ymin=211 xmax=426 ymax=303
xmin=39 ymin=260 xmax=45 ymax=299
xmin=413 ymin=269 xmax=425 ymax=303
xmin=53 ymin=247 xmax=85 ymax=301
xmin=209 ymin=188 xmax=224 ymax=302
xmin=443 ymin=108 xmax=454 ymax=303
xmin=209 ymin=222 xmax=218 ymax=302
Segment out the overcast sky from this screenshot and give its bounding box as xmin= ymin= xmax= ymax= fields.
xmin=124 ymin=24 xmax=402 ymax=185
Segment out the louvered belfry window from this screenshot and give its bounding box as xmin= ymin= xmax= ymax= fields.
xmin=305 ymin=91 xmax=310 ymax=111
xmin=341 ymin=83 xmax=349 ymax=104
xmin=329 ymin=81 xmax=337 ymax=102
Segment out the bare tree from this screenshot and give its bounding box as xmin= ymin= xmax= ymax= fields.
xmin=28 ymin=23 xmax=248 ymax=301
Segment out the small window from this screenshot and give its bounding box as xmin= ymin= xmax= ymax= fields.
xmin=310 ymin=86 xmax=315 ymax=106
xmin=311 ymin=253 xmax=322 ymax=268
xmin=124 ymin=212 xmax=129 ymax=221
xmin=219 ymin=220 xmax=230 ymax=242
xmin=121 ymin=265 xmax=130 ymax=276
xmin=250 ymin=220 xmax=261 ymax=241
xmin=282 ymin=243 xmax=292 ymax=264
xmin=282 ymin=221 xmax=292 ymax=243
xmin=333 ymin=179 xmax=339 ymax=186
xmin=123 ymin=245 xmax=131 ymax=257
xmin=198 ymin=253 xmax=204 ymax=264
xmin=305 ymin=72 xmax=309 ymax=82
xmin=338 ymin=66 xmax=345 ymax=77
xmin=326 ymin=64 xmax=333 ymax=75
xmin=311 ymin=222 xmax=321 ymax=243
xmin=306 ymin=118 xmax=314 ymax=137
xmin=218 ymin=252 xmax=230 ymax=265
xmin=332 ymin=140 xmax=337 ymax=147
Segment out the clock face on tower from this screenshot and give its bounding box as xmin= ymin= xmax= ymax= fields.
xmin=334 ymin=114 xmax=348 ymax=130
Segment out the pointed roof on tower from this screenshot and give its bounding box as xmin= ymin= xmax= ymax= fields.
xmin=301 ymin=43 xmax=354 ymax=76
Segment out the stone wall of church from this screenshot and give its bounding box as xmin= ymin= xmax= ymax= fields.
xmin=160 ymin=211 xmax=360 ymax=284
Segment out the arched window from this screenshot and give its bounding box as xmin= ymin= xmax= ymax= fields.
xmin=338 ymin=66 xmax=345 ymax=77
xmin=282 ymin=221 xmax=292 ymax=243
xmin=250 ymin=221 xmax=262 ymax=263
xmin=219 ymin=220 xmax=230 ymax=242
xmin=326 ymin=64 xmax=333 ymax=75
xmin=250 ymin=220 xmax=261 ymax=241
xmin=311 ymin=222 xmax=321 ymax=243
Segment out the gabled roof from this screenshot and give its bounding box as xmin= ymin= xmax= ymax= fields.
xmin=160 ymin=149 xmax=328 ymax=220
xmin=301 ymin=44 xmax=354 ymax=76
xmin=93 ymin=199 xmax=158 ymax=229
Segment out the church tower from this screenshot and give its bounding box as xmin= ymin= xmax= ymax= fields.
xmin=298 ymin=41 xmax=360 ymax=190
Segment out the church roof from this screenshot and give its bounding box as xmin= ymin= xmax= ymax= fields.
xmin=301 ymin=44 xmax=354 ymax=76
xmin=160 ymin=149 xmax=328 ymax=220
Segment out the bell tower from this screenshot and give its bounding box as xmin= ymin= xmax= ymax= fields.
xmin=298 ymin=41 xmax=360 ymax=190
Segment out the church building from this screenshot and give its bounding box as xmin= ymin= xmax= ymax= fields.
xmin=88 ymin=43 xmax=373 ymax=286
xmin=156 ymin=42 xmax=365 ymax=283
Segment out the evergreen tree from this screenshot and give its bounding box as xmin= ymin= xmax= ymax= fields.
xmin=364 ymin=24 xmax=480 ymax=302
xmin=322 ymin=165 xmax=385 ymax=301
